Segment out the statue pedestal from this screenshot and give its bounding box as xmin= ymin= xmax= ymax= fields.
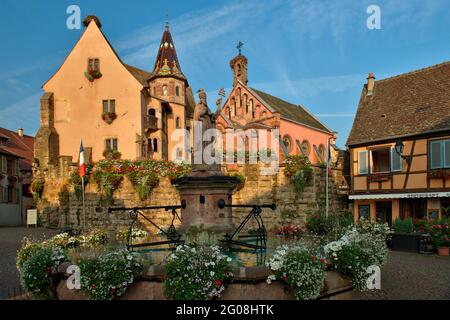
xmin=172 ymin=170 xmax=239 ymax=234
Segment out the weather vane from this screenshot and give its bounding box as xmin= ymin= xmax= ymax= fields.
xmin=236 ymin=41 xmax=244 ymax=55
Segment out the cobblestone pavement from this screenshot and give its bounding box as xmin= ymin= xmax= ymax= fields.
xmin=356 ymin=250 xmax=450 ymax=300
xmin=0 ymin=227 xmax=58 ymax=299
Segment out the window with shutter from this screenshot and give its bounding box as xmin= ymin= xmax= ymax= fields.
xmin=112 ymin=139 xmax=118 ymax=151
xmin=444 ymin=140 xmax=450 ymax=168
xmin=390 ymin=148 xmax=402 ymax=172
xmin=358 ymin=151 xmax=369 ymax=175
xmin=430 ymin=141 xmax=443 ymax=169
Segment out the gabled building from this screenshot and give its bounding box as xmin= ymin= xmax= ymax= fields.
xmin=347 ymin=62 xmax=450 ymax=224
xmin=36 ymin=16 xmax=195 ymax=169
xmin=215 ymin=51 xmax=336 ymax=164
xmin=0 ymin=127 xmax=34 ymax=226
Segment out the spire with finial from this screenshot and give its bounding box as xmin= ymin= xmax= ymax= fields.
xmin=149 ymin=15 xmax=186 ymax=81
xmin=236 ymin=41 xmax=244 ymax=55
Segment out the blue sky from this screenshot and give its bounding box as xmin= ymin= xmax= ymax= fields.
xmin=0 ymin=0 xmax=449 ymax=148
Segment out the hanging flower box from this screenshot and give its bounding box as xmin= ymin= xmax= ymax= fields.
xmin=102 ymin=112 xmax=117 ymax=124
xmin=428 ymin=169 xmax=450 ymax=179
xmin=84 ymin=70 xmax=103 ymax=82
xmin=103 ymin=150 xmax=121 ymax=160
xmin=367 ymin=173 xmax=392 ymax=182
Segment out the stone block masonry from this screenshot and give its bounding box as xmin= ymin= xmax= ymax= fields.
xmin=34 ymin=159 xmax=348 ymax=233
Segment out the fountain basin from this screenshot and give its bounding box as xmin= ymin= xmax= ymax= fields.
xmin=55 ymin=263 xmax=354 ymax=300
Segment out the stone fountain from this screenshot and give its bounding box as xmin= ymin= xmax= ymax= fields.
xmin=172 ymin=89 xmax=240 ymax=234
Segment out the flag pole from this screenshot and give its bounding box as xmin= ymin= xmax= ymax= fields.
xmin=325 ymin=138 xmax=329 ymax=218
xmin=82 ymin=175 xmax=86 ymax=229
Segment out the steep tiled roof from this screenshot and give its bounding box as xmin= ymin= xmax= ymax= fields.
xmin=347 ymin=61 xmax=450 ymax=146
xmin=0 ymin=127 xmax=34 ymax=171
xmin=249 ymin=88 xmax=331 ymax=133
xmin=124 ymin=64 xmax=151 ymax=85
xmin=149 ymin=20 xmax=186 ymax=81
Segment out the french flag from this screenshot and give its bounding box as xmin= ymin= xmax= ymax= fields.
xmin=79 ymin=140 xmax=86 ymax=177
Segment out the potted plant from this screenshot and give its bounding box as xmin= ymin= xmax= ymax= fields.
xmin=391 ymin=218 xmax=420 ymax=253
xmin=84 ymin=70 xmax=102 ymax=82
xmin=429 ymin=219 xmax=450 ymax=256
xmin=101 ymin=111 xmax=117 ymax=124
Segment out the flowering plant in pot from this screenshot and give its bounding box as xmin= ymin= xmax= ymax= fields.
xmin=429 ymin=219 xmax=450 ymax=256
xmin=101 ymin=112 xmax=117 ymax=124
xmin=84 ymin=70 xmax=102 ymax=82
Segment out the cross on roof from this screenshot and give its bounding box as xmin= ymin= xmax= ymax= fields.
xmin=236 ymin=41 xmax=244 ymax=55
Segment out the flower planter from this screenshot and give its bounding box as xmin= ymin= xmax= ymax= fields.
xmin=102 ymin=112 xmax=117 ymax=124
xmin=391 ymin=233 xmax=420 ymax=253
xmin=436 ymin=246 xmax=449 ymax=256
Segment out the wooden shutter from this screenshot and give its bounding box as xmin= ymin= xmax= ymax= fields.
xmin=444 ymin=140 xmax=450 ymax=168
xmin=358 ymin=150 xmax=369 ymax=175
xmin=430 ymin=141 xmax=443 ymax=169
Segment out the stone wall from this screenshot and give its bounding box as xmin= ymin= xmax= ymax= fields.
xmin=34 ymin=158 xmax=349 ymax=233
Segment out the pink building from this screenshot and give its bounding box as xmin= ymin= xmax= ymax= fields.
xmin=216 ymin=52 xmax=336 ymax=164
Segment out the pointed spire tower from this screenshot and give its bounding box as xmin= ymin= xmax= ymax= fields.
xmin=149 ymin=16 xmax=186 ymax=82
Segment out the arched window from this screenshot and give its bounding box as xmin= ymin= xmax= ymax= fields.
xmin=176 ymin=116 xmax=181 ymax=129
xmin=148 ymin=108 xmax=156 ymax=116
xmin=237 ymin=88 xmax=242 ymax=108
xmin=282 ymin=135 xmax=293 ymax=153
xmin=162 ymin=85 xmax=168 ymax=96
xmin=175 ymin=86 xmax=180 ymax=96
xmin=153 ymin=87 xmax=156 ymax=96
xmin=226 ymin=107 xmax=231 ymax=118
xmin=318 ymin=144 xmax=326 ymax=160
xmin=153 ymin=138 xmax=158 ymax=152
xmin=249 ymin=99 xmax=254 ymax=117
xmin=300 ymin=140 xmax=311 ymax=157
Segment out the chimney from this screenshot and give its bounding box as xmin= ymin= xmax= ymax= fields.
xmin=18 ymin=128 xmax=23 ymax=137
xmin=367 ymin=72 xmax=375 ymax=96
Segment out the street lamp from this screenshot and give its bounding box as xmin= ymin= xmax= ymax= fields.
xmin=394 ymin=139 xmax=411 ymax=165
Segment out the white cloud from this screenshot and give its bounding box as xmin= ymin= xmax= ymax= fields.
xmin=117 ymin=0 xmax=280 ymax=67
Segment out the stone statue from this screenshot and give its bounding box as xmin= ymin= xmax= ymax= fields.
xmin=192 ymin=89 xmax=220 ymax=170
xmin=193 ymin=89 xmax=215 ymax=131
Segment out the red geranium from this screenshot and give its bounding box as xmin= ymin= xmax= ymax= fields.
xmin=214 ymin=279 xmax=222 ymax=287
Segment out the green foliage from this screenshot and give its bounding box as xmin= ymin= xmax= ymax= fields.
xmin=306 ymin=209 xmax=355 ymax=237
xmin=429 ymin=218 xmax=450 ymax=247
xmin=392 ymin=218 xmax=414 ymax=234
xmin=18 ymin=246 xmax=68 ymax=299
xmin=69 ymin=171 xmax=88 ymax=199
xmin=266 ymin=245 xmax=326 ymax=300
xmin=116 ymin=227 xmax=148 ymax=242
xmin=164 ymin=245 xmax=232 ymax=300
xmin=31 ymin=178 xmax=45 ymax=203
xmin=284 ymin=155 xmax=312 ymax=176
xmin=78 ymin=249 xmax=142 ymax=300
xmin=324 ymin=222 xmax=389 ymax=291
xmin=284 ymin=155 xmax=313 ymax=194
xmin=16 ymin=238 xmax=44 ymax=270
xmin=92 ymin=159 xmax=191 ymax=200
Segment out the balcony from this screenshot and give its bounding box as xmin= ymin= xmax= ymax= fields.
xmin=144 ymin=115 xmax=158 ymax=131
